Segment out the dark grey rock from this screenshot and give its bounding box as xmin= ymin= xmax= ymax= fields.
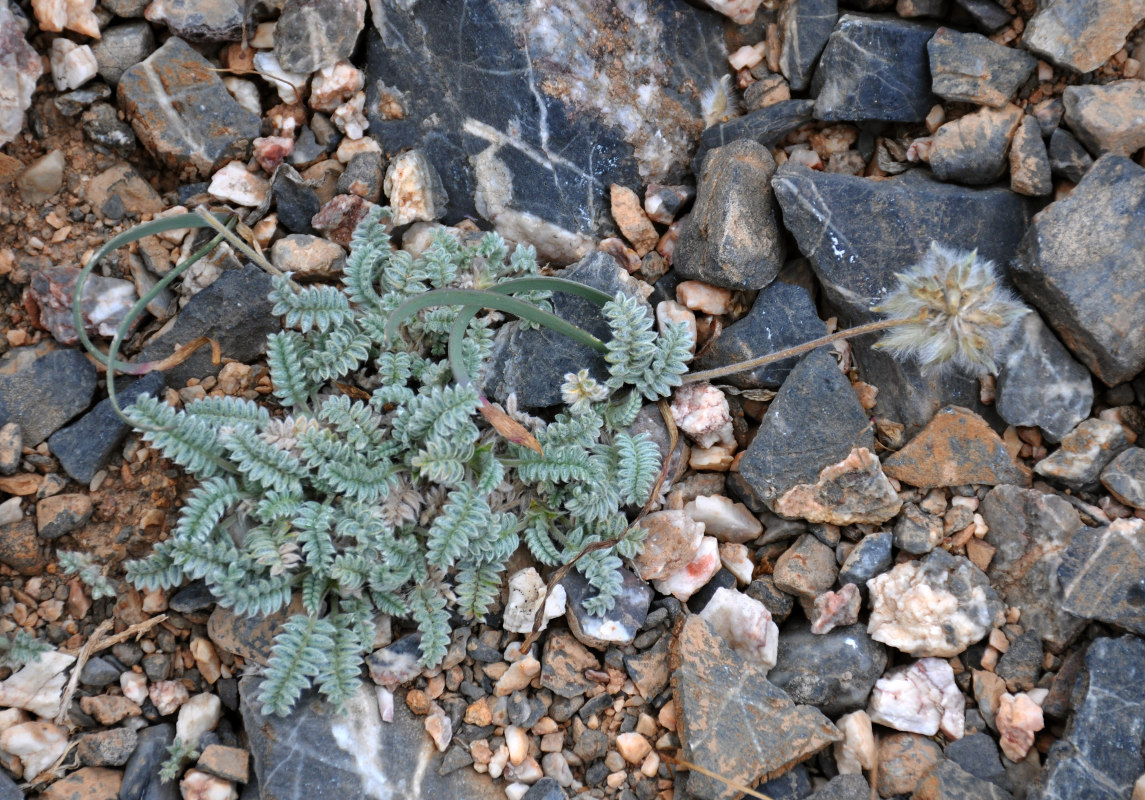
xmin=113 ymin=641 xmax=144 ymax=667
xmin=686 ymin=568 xmax=738 ymax=614
xmin=692 ymin=282 xmax=827 ymax=389
xmin=121 ymin=724 xmax=178 ymax=800
xmin=979 ymin=485 xmax=1086 ymax=651
xmin=779 ymin=0 xmax=838 ymax=91
xmin=628 ymin=404 xmax=688 ymax=490
xmin=81 ymin=102 xmax=137 ymax=158
xmin=945 ymin=733 xmax=1006 ymax=788
xmin=0 ymin=343 xmax=97 ymax=447
xmin=811 ymin=13 xmax=938 ymax=123
xmin=951 ymin=0 xmax=1010 ymax=32
xmin=274 ymin=0 xmax=366 ymax=73
xmin=49 ymin=371 xmax=165 ymax=484
xmin=893 ymin=503 xmax=943 ymax=554
xmin=928 ymin=27 xmax=1035 ymax=107
xmin=837 ymin=531 xmax=892 ymax=588
xmin=288 ymin=126 xmax=330 ymax=167
xmin=76 ymin=727 xmax=138 ymax=766
xmin=118 ymin=37 xmax=261 ymax=180
xmin=1009 ymin=114 xmax=1053 ymax=197
xmin=1011 ymin=157 xmax=1145 ymax=386
xmin=91 ymin=21 xmax=155 ymax=85
xmin=692 ymin=100 xmax=816 ymax=172
xmin=364 ymin=0 xmax=726 ymax=263
xmin=745 ymin=576 xmax=795 ymax=624
xmin=336 ymin=151 xmax=384 ymax=203
xmin=481 ymin=251 xmax=649 ymax=407
xmin=768 ymin=621 xmax=887 ymax=716
xmin=103 ymin=0 xmax=150 ymax=16
xmin=563 ymin=567 xmax=652 ymax=649
xmin=995 ymin=312 xmax=1092 ymax=442
xmin=0 ymin=769 xmax=20 ymax=800
xmin=1058 ymin=519 xmax=1145 ymax=636
xmin=1063 ymin=81 xmax=1145 ymax=158
xmin=523 ymin=778 xmax=569 ymax=800
xmin=1047 ymin=128 xmax=1093 ymax=183
xmin=143 ymin=0 xmax=247 ymax=41
xmin=169 ymin=580 xmax=215 ymax=614
xmin=1036 ymin=418 xmax=1128 ymax=491
xmin=142 ymin=653 xmax=172 ymax=682
xmin=572 ymin=728 xmax=608 ymax=761
xmin=918 ymin=759 xmax=1014 ymax=800
xmin=995 ymin=631 xmax=1042 ymax=692
xmin=137 ymin=265 xmax=276 ymax=387
xmin=1101 ymin=447 xmax=1145 ymax=509
xmin=80 ymin=655 xmax=124 ymax=687
xmin=929 ymin=104 xmax=1023 ymax=185
xmin=674 ymin=139 xmax=785 ymax=290
xmin=53 ymin=83 xmax=112 ymax=116
xmin=737 ymin=349 xmax=873 ymax=504
xmin=240 ymin=679 xmax=502 ymax=800
xmin=758 ymin=763 xmax=811 ymax=799
xmin=808 ymin=774 xmax=870 ymax=800
xmin=272 ymin=165 xmax=321 ymax=235
xmin=1033 ymin=636 xmax=1145 ymax=800
xmin=438 ymin=745 xmax=474 ymax=775
xmin=1023 ymin=0 xmax=1145 ymax=73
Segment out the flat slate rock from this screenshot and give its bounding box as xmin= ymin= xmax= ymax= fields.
xmin=779 ymin=0 xmax=838 ymax=92
xmin=674 ymin=139 xmax=785 ymax=290
xmin=928 ymin=103 xmax=1023 ymax=185
xmin=692 ymin=281 xmax=827 ymax=389
xmin=811 ymin=13 xmax=938 ymax=123
xmin=671 ymin=615 xmax=840 ymax=800
xmin=240 ymin=678 xmax=503 ymax=800
xmin=767 ymin=621 xmax=887 ymax=717
xmin=364 ymin=0 xmax=726 ymax=263
xmin=979 ymin=485 xmax=1086 ymax=651
xmin=1032 ymin=636 xmax=1145 ymax=800
xmin=882 ymin=406 xmax=1031 ymax=488
xmin=118 ymin=36 xmax=261 ymax=179
xmin=1022 ymin=0 xmax=1145 ymax=73
xmin=1011 ymin=156 xmax=1145 ymax=387
xmin=1100 ymin=447 xmax=1145 ymax=508
xmin=120 ymin=724 xmax=177 ymax=800
xmin=928 ymin=27 xmax=1036 ymax=107
xmin=0 ymin=342 xmax=97 ymax=447
xmin=1062 ymin=80 xmax=1145 ymax=158
xmin=1058 ymin=518 xmax=1145 ymax=636
xmin=693 ymin=100 xmax=816 ymax=171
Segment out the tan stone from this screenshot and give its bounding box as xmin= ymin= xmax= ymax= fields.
xmin=610 ymin=184 xmax=659 ymax=257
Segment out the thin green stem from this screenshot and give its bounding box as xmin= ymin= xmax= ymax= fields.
xmin=193 ymin=207 xmax=287 ymax=280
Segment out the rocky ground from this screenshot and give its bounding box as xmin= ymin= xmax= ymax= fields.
xmin=2 ymin=0 xmax=1145 ymax=799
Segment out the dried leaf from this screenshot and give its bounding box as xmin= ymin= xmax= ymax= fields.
xmin=478 ymin=399 xmax=543 ymax=455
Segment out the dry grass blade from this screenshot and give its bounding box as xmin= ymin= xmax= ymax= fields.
xmin=660 ymin=752 xmax=776 ymax=800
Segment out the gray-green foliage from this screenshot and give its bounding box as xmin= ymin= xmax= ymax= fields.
xmin=123 ymin=207 xmax=693 ymax=715
xmin=58 ymin=551 xmax=117 ymax=600
xmin=0 ymin=630 xmax=50 ymax=670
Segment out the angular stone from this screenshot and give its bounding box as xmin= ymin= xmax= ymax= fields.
xmin=979 ymin=485 xmax=1086 ymax=651
xmin=274 ymin=0 xmax=366 ymax=73
xmin=995 ymin=631 xmax=1043 ymax=693
xmin=1063 ymin=81 xmax=1145 ymax=158
xmin=693 ymin=100 xmax=816 ymax=170
xmin=671 ymin=616 xmax=840 ymax=799
xmin=0 ymin=343 xmax=97 ymax=447
xmin=1022 ymin=0 xmax=1145 ymax=74
xmin=928 ymin=28 xmax=1036 ymax=108
xmin=337 ymin=151 xmax=385 ymax=203
xmin=674 ymin=140 xmax=784 ymax=290
xmin=951 ymin=0 xmax=1010 ymax=32
xmin=883 ymin=406 xmax=1030 ymax=488
xmin=0 ymin=519 xmax=47 ymax=576
xmin=118 ymin=37 xmax=261 ymax=180
xmin=838 ymin=531 xmax=892 ymax=587
xmin=812 ymin=14 xmax=938 ymax=123
xmin=1011 ymin=156 xmax=1145 ymax=385
xmin=692 ymin=282 xmax=826 ymax=390
xmin=311 ymin=194 xmax=377 ymax=248
xmin=1047 ymin=128 xmax=1093 ymax=183
xmin=867 ymin=657 xmax=964 ymax=739
xmin=40 ymin=767 xmax=124 ymax=800
xmin=624 ymin=636 xmax=670 ymax=701
xmin=878 ymin=733 xmax=944 ymax=797
xmin=91 ymin=22 xmax=156 ymax=86
xmin=85 ymin=162 xmax=164 ymax=217
xmin=0 ymin=3 xmax=42 ymax=149
xmin=564 ymin=567 xmax=652 ymax=649
xmin=364 ymin=0 xmax=726 ymax=263
xmin=75 ymin=728 xmax=138 ymax=767
xmin=82 ymin=103 xmax=138 ymax=159
xmin=272 ymin=165 xmax=321 ymax=234
xmin=1058 ymin=518 xmax=1145 ymax=636
xmin=271 ymin=234 xmax=346 ymax=279
xmin=929 ymin=104 xmax=1023 ymax=185
xmin=768 ymin=622 xmax=887 ymax=717
xmin=995 ymin=312 xmax=1091 ymax=441
xmin=144 ymin=0 xmax=247 ymax=41
xmin=808 ymin=774 xmax=871 ymax=800
xmin=944 ymin=733 xmax=1006 ymax=789
xmin=1034 ymin=418 xmax=1128 ymax=491
xmin=196 ymin=744 xmax=249 ymax=783
xmin=1101 ymin=447 xmax=1145 ymax=509
xmin=914 ymin=759 xmax=1014 ymax=800
xmin=36 ymin=493 xmax=92 ymax=539
xmin=773 ymin=533 xmax=839 ymax=600
xmin=1033 ymin=636 xmax=1145 ymax=800
xmin=121 ymin=724 xmax=176 ymax=800
xmin=1009 ymin=115 xmax=1052 ymax=197
xmin=779 ymin=0 xmax=838 ymax=92
xmin=539 ymin=629 xmax=600 ymax=699
xmin=894 ymin=504 xmax=944 ymax=555
xmin=481 ymin=251 xmax=650 ymax=407
xmin=632 ymin=510 xmax=704 ymax=582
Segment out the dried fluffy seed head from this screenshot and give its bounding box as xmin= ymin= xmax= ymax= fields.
xmin=874 ymin=243 xmax=1029 ymax=376
xmin=561 ymin=369 xmax=608 ymax=413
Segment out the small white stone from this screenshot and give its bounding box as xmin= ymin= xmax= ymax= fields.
xmin=867 ymin=657 xmax=964 ymax=740
xmin=676 ymin=280 xmax=734 ymax=315
xmin=504 ymin=756 xmax=544 ymax=784
xmin=996 ymin=692 xmax=1044 ymax=761
xmin=810 ymin=583 xmax=862 ymax=635
xmin=0 ymin=720 xmax=68 ymax=780
xmin=149 ymin=680 xmax=190 ymax=717
xmin=656 ymin=300 xmax=697 ymax=353
xmin=121 ymin=671 xmax=148 ymax=705
xmin=222 ymin=77 xmax=262 ymax=117
xmin=249 ymin=21 xmax=276 ymax=48
xmin=336 ymin=136 xmax=382 ymax=164
xmin=699 ymin=0 xmax=763 ymax=24
xmin=180 ymin=768 xmax=238 ymax=800
xmin=376 ymin=686 xmax=394 ymax=723
xmin=332 ymin=91 xmax=369 ymax=140
xmin=494 ymin=656 xmax=540 ymax=696
xmin=311 ymin=60 xmax=365 ymax=112
xmin=728 ymin=43 xmax=766 ymax=71
xmin=252 ymin=52 xmax=306 ymax=104
xmin=0 ymin=650 xmax=75 ymax=718
xmin=670 ymin=383 xmax=734 ymax=449
xmin=834 ymin=710 xmax=876 ymax=774
xmin=505 ymin=783 xmax=530 ymax=800
xmin=616 ymin=732 xmax=652 ymax=764
xmin=425 ymin=701 xmax=452 ymax=752
xmin=0 ymin=497 xmax=22 ymax=526
xmin=505 ymin=725 xmax=529 ymax=765
xmin=503 ymin=568 xmax=566 ymax=634
xmin=208 ymin=162 xmax=270 ymax=207
xmin=633 ymin=509 xmax=705 ymax=582
xmin=653 ymin=535 xmax=721 ymax=602
xmin=50 ymin=38 xmax=98 ymax=91
xmin=541 ymin=752 xmax=574 ymax=786
xmin=719 ymin=542 xmax=754 ymax=585
xmin=176 ymin=693 xmax=222 ymax=745
xmin=488 ymin=743 xmax=511 ymax=779
xmin=697 ymin=587 xmax=779 ymax=671
xmin=31 ymin=0 xmax=100 ymax=37
xmin=384 ymin=149 xmax=448 ymax=226
xmin=684 ymin=495 xmax=762 ymax=543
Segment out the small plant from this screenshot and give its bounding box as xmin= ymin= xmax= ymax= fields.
xmin=58 ymin=551 xmax=117 ymax=600
xmin=0 ymin=630 xmax=50 ymax=670
xmin=159 ymin=737 xmax=199 ymax=782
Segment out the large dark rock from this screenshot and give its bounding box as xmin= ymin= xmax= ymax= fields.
xmin=0 ymin=343 xmax=97 ymax=447
xmin=692 ymin=281 xmax=827 ymax=389
xmin=692 ymin=100 xmax=816 ymax=172
xmin=1023 ymin=0 xmax=1145 ymax=73
xmin=1062 ymin=81 xmax=1145 ymax=158
xmin=274 ymin=0 xmax=366 ymax=73
xmin=137 ymin=264 xmax=276 ymax=387
xmin=49 ymin=372 xmax=166 ymax=483
xmin=480 ymin=251 xmax=649 ymax=407
xmin=768 ymin=621 xmax=887 ymax=716
xmin=364 ymin=0 xmax=726 ymax=263
xmin=674 ymin=140 xmax=785 ymax=290
xmin=1010 ymin=155 xmax=1145 ymax=387
xmin=1046 ymin=128 xmax=1093 ymax=183
xmin=118 ymin=37 xmax=260 ymax=179
xmin=927 ymin=27 xmax=1035 ymax=107
xmin=1032 ymin=636 xmax=1145 ymax=800
xmin=928 ymin=104 xmax=1023 ymax=185
xmin=811 ymin=13 xmax=938 ymax=123
xmin=120 ymin=724 xmax=178 ymax=800
xmin=779 ymin=0 xmax=838 ymax=92
xmin=240 ymin=679 xmax=503 ymax=800
xmin=1058 ymin=518 xmax=1145 ymax=636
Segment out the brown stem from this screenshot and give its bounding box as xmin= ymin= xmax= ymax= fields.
xmin=682 ymin=316 xmax=914 ymax=384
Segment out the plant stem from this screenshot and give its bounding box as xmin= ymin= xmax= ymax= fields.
xmin=682 ymin=316 xmax=914 ymax=384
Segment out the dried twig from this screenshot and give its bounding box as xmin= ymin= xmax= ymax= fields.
xmin=660 ymin=751 xmax=775 ymax=800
